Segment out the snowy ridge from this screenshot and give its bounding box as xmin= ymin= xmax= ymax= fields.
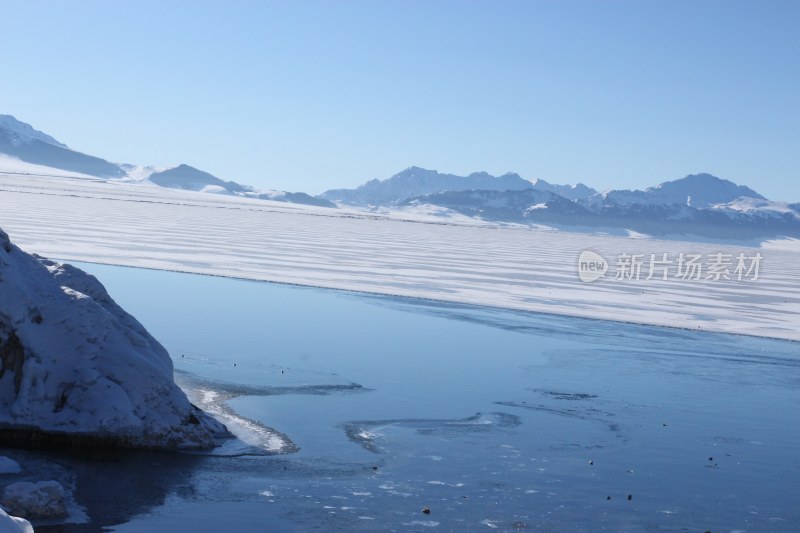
xmin=0 ymin=228 xmax=231 ymax=449
xmin=588 ymin=173 xmax=765 ymax=209
xmin=0 ymin=115 xmax=334 ymax=208
xmin=0 ymin=115 xmax=65 ymax=148
xmin=713 ymin=197 xmax=800 ymax=218
xmin=0 ymin=116 xmax=124 ymax=179
xmin=0 ymin=154 xmax=99 ymax=180
xmin=321 ymin=166 xmax=594 ymax=205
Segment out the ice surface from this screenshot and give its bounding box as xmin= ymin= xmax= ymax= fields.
xmin=0 ymin=172 xmax=798 ymax=340
xmin=24 ymin=263 xmax=800 ymax=532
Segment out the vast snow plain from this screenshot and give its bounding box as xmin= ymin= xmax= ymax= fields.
xmin=0 ymin=169 xmax=798 ymax=341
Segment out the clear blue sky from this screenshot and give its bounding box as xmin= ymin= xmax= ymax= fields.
xmin=1 ymin=1 xmax=798 ymax=199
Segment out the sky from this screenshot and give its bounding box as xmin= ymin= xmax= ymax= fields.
xmin=1 ymin=1 xmax=798 ymax=200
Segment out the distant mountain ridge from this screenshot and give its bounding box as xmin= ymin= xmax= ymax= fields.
xmin=588 ymin=173 xmax=765 ymax=209
xmin=0 ymin=114 xmax=125 ymax=178
xmin=148 ymin=164 xmax=251 ymax=194
xmin=2 ymin=113 xmax=797 ymax=239
xmin=321 ymin=166 xmax=596 ymax=205
xmin=399 ymin=172 xmax=800 ymax=239
xmin=0 ymin=114 xmax=332 ymax=208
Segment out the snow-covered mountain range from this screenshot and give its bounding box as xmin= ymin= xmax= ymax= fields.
xmin=329 ymin=168 xmax=799 ymax=239
xmin=584 ymin=173 xmax=765 ymax=209
xmin=320 ymin=166 xmax=597 ymax=204
xmin=3 ymin=114 xmax=798 ymax=239
xmin=0 ymin=114 xmax=334 ymax=208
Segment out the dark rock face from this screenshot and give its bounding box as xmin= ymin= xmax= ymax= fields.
xmin=0 ymin=327 xmax=25 ymax=396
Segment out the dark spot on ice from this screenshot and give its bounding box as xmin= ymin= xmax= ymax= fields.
xmin=627 ymin=494 xmax=632 ymax=501
xmin=422 ymin=507 xmax=431 ymax=514
xmin=589 ymin=460 xmax=594 ymax=465
xmin=606 ymin=496 xmax=611 ymax=500
xmin=372 ymin=466 xmax=378 ymax=471
xmin=708 ymin=456 xmax=713 ymax=461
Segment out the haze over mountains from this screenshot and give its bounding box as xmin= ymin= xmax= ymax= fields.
xmin=2 ymin=114 xmax=798 ymax=240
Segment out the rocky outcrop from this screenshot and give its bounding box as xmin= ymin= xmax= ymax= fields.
xmin=0 ymin=228 xmax=230 ymax=450
xmin=1 ymin=480 xmax=67 ymax=519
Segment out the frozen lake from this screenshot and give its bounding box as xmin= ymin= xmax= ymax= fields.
xmin=6 ymin=262 xmax=799 ymax=532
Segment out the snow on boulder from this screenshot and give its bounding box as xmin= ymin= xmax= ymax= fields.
xmin=1 ymin=480 xmax=66 ymax=519
xmin=0 ymin=457 xmax=21 ymax=475
xmin=0 ymin=227 xmax=230 ymax=450
xmin=0 ymin=508 xmax=33 ymax=533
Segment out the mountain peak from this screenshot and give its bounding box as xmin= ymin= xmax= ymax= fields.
xmin=321 ymin=167 xmax=534 ymax=205
xmin=590 ymin=172 xmax=766 ymax=210
xmin=0 ymin=114 xmax=124 ymax=178
xmin=665 ymin=173 xmax=726 ymax=186
xmin=654 ymin=173 xmax=765 ymax=205
xmin=0 ymin=114 xmax=66 ymax=148
xmin=148 ymin=164 xmax=250 ymax=194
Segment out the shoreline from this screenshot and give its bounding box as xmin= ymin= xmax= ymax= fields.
xmin=64 ymin=256 xmax=800 ymax=345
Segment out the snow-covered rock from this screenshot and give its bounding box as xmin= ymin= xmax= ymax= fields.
xmin=0 ymin=508 xmax=33 ymax=533
xmin=0 ymin=227 xmax=230 ymax=450
xmin=1 ymin=480 xmax=66 ymax=519
xmin=0 ymin=457 xmax=21 ymax=475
